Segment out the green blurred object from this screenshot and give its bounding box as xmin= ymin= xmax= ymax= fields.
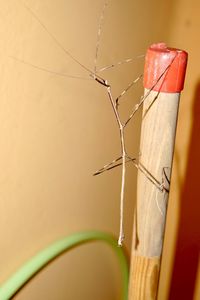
xmin=0 ymin=231 xmax=129 ymax=300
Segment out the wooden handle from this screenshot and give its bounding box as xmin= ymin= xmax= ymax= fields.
xmin=128 ymin=44 xmax=188 ymax=300
xmin=134 ymin=89 xmax=180 ymax=257
xmin=129 ymin=256 xmax=160 ymax=300
xmin=129 ymin=90 xmax=180 ymax=300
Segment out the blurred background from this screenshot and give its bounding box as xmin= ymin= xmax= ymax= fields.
xmin=0 ymin=0 xmax=199 ymax=299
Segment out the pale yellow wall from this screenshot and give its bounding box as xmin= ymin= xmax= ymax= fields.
xmin=0 ymin=1 xmax=175 ymax=299
xmin=158 ymin=0 xmax=200 ymax=299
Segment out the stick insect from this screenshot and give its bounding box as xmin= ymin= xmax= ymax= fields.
xmin=11 ymin=0 xmax=171 ymax=246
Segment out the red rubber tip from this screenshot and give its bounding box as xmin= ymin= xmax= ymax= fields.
xmin=143 ymin=43 xmax=188 ymax=93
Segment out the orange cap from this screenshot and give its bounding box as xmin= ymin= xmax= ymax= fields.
xmin=143 ymin=43 xmax=188 ymax=93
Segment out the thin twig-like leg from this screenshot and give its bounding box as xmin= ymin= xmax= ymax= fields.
xmin=10 ymin=56 xmax=93 ymax=80
xmin=97 ymin=55 xmax=145 ymax=73
xmin=19 ymin=0 xmax=106 ymax=83
xmin=124 ymin=54 xmax=178 ymax=126
xmin=93 ymin=156 xmax=122 ymax=176
xmin=116 ymin=75 xmax=142 ymax=109
xmin=94 ymin=156 xmax=136 ymax=176
xmin=94 ymin=1 xmax=108 ymax=74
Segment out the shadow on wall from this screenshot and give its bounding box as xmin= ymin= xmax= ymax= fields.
xmin=169 ymin=81 xmax=200 ymax=299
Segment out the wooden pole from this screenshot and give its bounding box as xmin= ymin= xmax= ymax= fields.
xmin=128 ymin=43 xmax=188 ymax=300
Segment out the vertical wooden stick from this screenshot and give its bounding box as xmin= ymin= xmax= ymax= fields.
xmin=129 ymin=43 xmax=188 ymax=300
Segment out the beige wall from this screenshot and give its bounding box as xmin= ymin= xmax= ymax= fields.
xmin=159 ymin=0 xmax=200 ymax=299
xmin=1 ymin=0 xmax=197 ymax=299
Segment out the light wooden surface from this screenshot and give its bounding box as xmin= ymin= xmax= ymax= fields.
xmin=129 ymin=256 xmax=160 ymax=300
xmin=129 ymin=89 xmax=180 ymax=299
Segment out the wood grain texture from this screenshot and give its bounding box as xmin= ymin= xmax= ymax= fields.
xmin=134 ymin=89 xmax=180 ymax=257
xmin=129 ymin=256 xmax=160 ymax=300
xmin=129 ymin=89 xmax=180 ymax=299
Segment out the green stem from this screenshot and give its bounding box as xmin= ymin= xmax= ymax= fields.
xmin=0 ymin=231 xmax=129 ymax=300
